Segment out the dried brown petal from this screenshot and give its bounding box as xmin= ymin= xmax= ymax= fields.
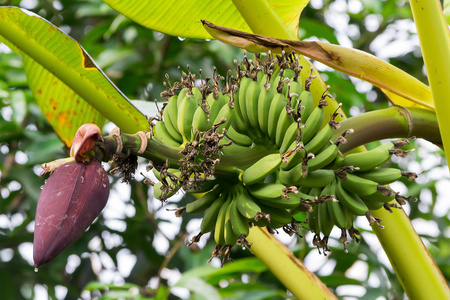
xmin=33 ymin=160 xmax=109 ymax=268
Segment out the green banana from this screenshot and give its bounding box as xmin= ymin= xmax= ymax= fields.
xmin=214 ymin=198 xmax=231 ymax=245
xmin=242 ymin=153 xmax=282 ymax=185
xmin=278 ymin=161 xmax=307 ymax=186
xmin=258 ymin=203 xmax=293 ymax=228
xmin=226 ymin=126 xmax=253 ymax=147
xmin=275 ymin=107 xmax=295 ymax=147
xmin=300 ymin=169 xmax=336 ymax=188
xmin=301 ymin=104 xmax=325 ymax=144
xmin=304 ymin=122 xmax=333 ymax=154
xmin=238 ymin=76 xmax=253 ymax=126
xmin=326 ymin=179 xmax=350 ymax=228
xmin=162 ymin=96 xmax=183 ymax=143
xmin=280 ymin=142 xmax=307 ymax=170
xmin=236 ymin=187 xmax=262 ymax=220
xmin=299 ymin=90 xmax=314 ymax=123
xmin=357 ymin=167 xmax=404 ymax=185
xmin=213 ymin=102 xmax=234 ymax=133
xmin=336 ymin=178 xmax=369 ymax=216
xmin=185 ymin=185 xmax=222 ymax=214
xmin=224 ymin=203 xmax=239 ymax=245
xmin=343 ymin=143 xmax=395 ymax=171
xmin=267 ymin=93 xmax=287 ymax=140
xmin=257 ymin=83 xmax=276 ymax=134
xmin=200 ymin=191 xmax=228 ymax=234
xmin=191 ymin=105 xmax=211 ymax=134
xmin=248 ymin=183 xmax=301 ymax=209
xmin=307 ymin=203 xmax=320 ymax=234
xmin=340 ymin=172 xmax=379 ymax=196
xmin=360 ymin=195 xmax=385 ymax=210
xmin=318 ymin=201 xmax=334 ymax=237
xmin=245 ymin=78 xmax=263 ymax=129
xmin=307 ymin=142 xmax=338 ymax=171
xmin=229 ymin=197 xmax=250 ymax=237
xmin=247 ymin=183 xmax=285 ymax=200
xmin=279 ymin=122 xmax=300 ymax=155
xmin=359 ymin=188 xmax=396 ymax=204
xmin=208 ymin=92 xmax=229 ymax=123
xmin=153 ymin=121 xmax=182 ymax=147
xmin=177 ymin=89 xmax=200 ymax=142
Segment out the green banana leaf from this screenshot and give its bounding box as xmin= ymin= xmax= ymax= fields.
xmin=101 ymin=0 xmax=308 ymax=40
xmin=201 ymin=20 xmax=434 ymax=110
xmin=0 ymin=7 xmax=149 ymax=146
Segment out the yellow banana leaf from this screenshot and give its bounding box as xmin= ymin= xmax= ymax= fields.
xmin=0 ymin=7 xmax=149 ymax=146
xmin=202 ymin=20 xmax=434 ymax=110
xmin=102 ymin=0 xmax=308 ymax=40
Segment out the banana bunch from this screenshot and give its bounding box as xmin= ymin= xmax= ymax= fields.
xmin=150 ymin=52 xmax=419 ymax=257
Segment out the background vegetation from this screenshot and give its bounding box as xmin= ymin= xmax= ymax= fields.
xmin=0 ymin=0 xmax=448 ymax=299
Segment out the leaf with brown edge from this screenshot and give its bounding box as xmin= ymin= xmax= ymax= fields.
xmin=0 ymin=7 xmax=149 ymax=147
xmin=33 ymin=160 xmax=109 ymax=268
xmin=201 ymin=20 xmax=434 ymax=110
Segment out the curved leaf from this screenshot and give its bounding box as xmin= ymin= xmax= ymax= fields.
xmin=202 ymin=20 xmax=434 ymax=110
xmin=102 ymin=0 xmax=306 ymax=40
xmin=0 ymin=7 xmax=149 ymax=146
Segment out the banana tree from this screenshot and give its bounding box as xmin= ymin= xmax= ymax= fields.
xmin=0 ymin=0 xmax=449 ymax=299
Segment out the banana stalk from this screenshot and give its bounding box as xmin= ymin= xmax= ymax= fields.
xmin=332 ymin=106 xmax=441 ymax=152
xmin=246 ymin=226 xmax=337 ymax=300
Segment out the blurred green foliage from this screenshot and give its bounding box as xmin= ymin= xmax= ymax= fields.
xmin=0 ymin=0 xmax=448 ymax=299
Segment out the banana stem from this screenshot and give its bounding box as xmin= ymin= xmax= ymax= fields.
xmin=371 ymin=208 xmax=450 ymax=299
xmin=246 ymin=226 xmax=337 ymax=299
xmin=332 ymin=106 xmax=441 ymax=152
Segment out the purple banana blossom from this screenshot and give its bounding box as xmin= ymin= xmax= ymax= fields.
xmin=33 ymin=160 xmax=109 ymax=268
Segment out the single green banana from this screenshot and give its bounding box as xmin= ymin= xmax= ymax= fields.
xmin=191 ymin=105 xmax=211 ymax=134
xmin=299 ymin=90 xmax=314 ymax=123
xmin=304 ymin=122 xmax=333 ymax=154
xmin=275 ymin=107 xmax=295 ymax=147
xmin=301 ymin=104 xmax=325 ymax=144
xmin=162 ymin=96 xmax=183 ymax=143
xmin=224 ymin=198 xmax=239 ymax=245
xmin=307 ymin=203 xmax=320 ymax=234
xmin=226 ymin=126 xmax=254 ymax=147
xmin=336 ymin=178 xmax=369 ymax=216
xmin=343 ymin=143 xmax=395 ymax=171
xmin=340 ymin=172 xmax=379 ymax=196
xmin=326 ymin=179 xmax=349 ymax=229
xmin=280 ymin=142 xmax=307 ymax=170
xmin=307 ymin=143 xmax=338 ymax=171
xmin=185 ymin=185 xmax=222 ymax=214
xmin=229 ymin=197 xmax=250 ymax=237
xmin=153 ymin=121 xmax=182 ymax=147
xmin=318 ymin=201 xmax=334 ymax=237
xmin=242 ymin=153 xmax=282 ymax=185
xmin=267 ymin=93 xmax=287 ymax=140
xmin=238 ymin=76 xmax=253 ymax=126
xmin=247 ymin=182 xmax=285 ymax=200
xmin=359 ymin=188 xmax=396 ymax=204
xmin=220 ymin=141 xmax=250 ymax=156
xmin=236 ymin=187 xmax=262 ymax=220
xmin=177 ymin=89 xmax=200 ymax=142
xmin=214 ymin=197 xmax=231 ymax=245
xmin=248 ymin=183 xmax=301 ymax=209
xmin=258 ymin=203 xmax=293 ymax=228
xmin=186 ymin=179 xmax=219 ymax=194
xmin=257 ymin=84 xmax=276 ymax=134
xmin=231 ymin=80 xmax=250 ymax=134
xmin=166 ymin=94 xmax=179 ymax=132
xmin=208 ymin=92 xmax=229 ymax=123
xmin=357 ymin=167 xmax=403 ymax=185
xmin=245 ymin=78 xmax=263 ymax=129
xmin=279 ymin=122 xmax=300 ymax=154
xmin=300 ymin=169 xmax=336 ymax=188
xmin=278 ymin=162 xmax=307 ymax=186
xmin=213 ymin=102 xmax=234 ymax=133
xmin=200 ymin=191 xmax=228 ymax=234
xmin=360 ymin=196 xmax=385 ymax=210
